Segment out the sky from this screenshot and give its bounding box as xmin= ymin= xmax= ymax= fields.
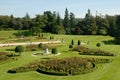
xmin=0 ymin=0 xmax=120 ymax=18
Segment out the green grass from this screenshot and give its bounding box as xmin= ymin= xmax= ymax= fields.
xmin=0 ymin=32 xmax=120 ymax=80
xmin=0 ymin=30 xmax=17 ymax=38
xmin=0 ymin=30 xmax=52 ymax=43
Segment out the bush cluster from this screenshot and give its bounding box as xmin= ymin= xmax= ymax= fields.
xmin=7 ymin=57 xmax=111 ymax=75
xmin=50 ymin=36 xmax=54 ymax=40
xmin=73 ymin=46 xmax=114 ymax=56
xmin=26 ymin=44 xmax=38 ymax=51
xmin=25 ymin=44 xmax=59 ymax=51
xmin=85 ymin=57 xmax=111 ymax=64
xmin=0 ymin=52 xmax=9 ymax=61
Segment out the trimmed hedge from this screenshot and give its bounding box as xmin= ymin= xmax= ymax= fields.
xmin=0 ymin=52 xmax=9 ymax=61
xmin=73 ymin=46 xmax=115 ymax=56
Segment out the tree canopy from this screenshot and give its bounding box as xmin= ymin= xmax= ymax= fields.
xmin=0 ymin=9 xmax=120 ymax=44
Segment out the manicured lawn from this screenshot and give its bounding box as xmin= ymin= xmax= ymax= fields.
xmin=0 ymin=34 xmax=120 ymax=80
xmin=0 ymin=30 xmax=17 ymax=38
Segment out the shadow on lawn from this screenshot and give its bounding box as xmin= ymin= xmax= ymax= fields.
xmin=41 ymin=57 xmax=51 ymax=60
xmin=102 ymin=40 xmax=116 ymax=45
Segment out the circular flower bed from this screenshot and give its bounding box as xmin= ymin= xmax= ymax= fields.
xmin=36 ymin=57 xmax=95 ymax=75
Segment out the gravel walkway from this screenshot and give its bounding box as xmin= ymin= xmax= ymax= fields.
xmin=0 ymin=41 xmax=61 ymax=47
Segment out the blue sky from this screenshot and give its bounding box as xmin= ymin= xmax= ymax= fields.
xmin=0 ymin=0 xmax=120 ymax=18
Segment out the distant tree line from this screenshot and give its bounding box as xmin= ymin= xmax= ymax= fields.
xmin=0 ymin=8 xmax=120 ymax=44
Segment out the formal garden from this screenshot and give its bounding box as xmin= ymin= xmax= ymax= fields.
xmin=0 ymin=31 xmax=119 ymax=80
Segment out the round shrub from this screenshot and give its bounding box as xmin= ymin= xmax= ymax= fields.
xmin=69 ymin=44 xmax=73 ymax=51
xmin=96 ymin=43 xmax=101 ymax=47
xmin=69 ymin=44 xmax=73 ymax=48
xmin=15 ymin=45 xmax=25 ymax=55
xmin=51 ymin=48 xmax=57 ymax=55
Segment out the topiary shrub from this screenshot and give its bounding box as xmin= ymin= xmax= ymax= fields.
xmin=69 ymin=44 xmax=73 ymax=51
xmin=78 ymin=40 xmax=81 ymax=45
xmin=71 ymin=39 xmax=74 ymax=45
xmin=69 ymin=44 xmax=73 ymax=48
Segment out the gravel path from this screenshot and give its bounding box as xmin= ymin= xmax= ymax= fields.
xmin=0 ymin=41 xmax=61 ymax=47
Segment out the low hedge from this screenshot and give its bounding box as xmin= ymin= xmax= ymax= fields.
xmin=8 ymin=67 xmax=37 ymax=73
xmin=37 ymin=69 xmax=67 ymax=76
xmin=73 ymin=46 xmax=115 ymax=56
xmin=0 ymin=52 xmax=9 ymax=61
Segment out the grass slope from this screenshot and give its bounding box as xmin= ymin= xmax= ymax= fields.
xmin=0 ymin=33 xmax=120 ymax=80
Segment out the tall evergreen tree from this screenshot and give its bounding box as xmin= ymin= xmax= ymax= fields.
xmin=43 ymin=11 xmax=55 ymax=32
xmin=84 ymin=9 xmax=98 ymax=35
xmin=25 ymin=13 xmax=30 ymax=19
xmin=63 ymin=8 xmax=70 ymax=34
xmin=95 ymin=15 xmax=102 ymax=34
xmin=56 ymin=13 xmax=62 ymax=26
xmin=53 ymin=13 xmax=65 ymax=34
xmin=77 ymin=19 xmax=85 ymax=34
xmin=99 ymin=18 xmax=109 ymax=35
xmin=9 ymin=15 xmax=16 ymax=29
xmin=70 ymin=12 xmax=76 ymax=28
xmin=106 ymin=15 xmax=117 ymax=36
xmin=70 ymin=12 xmax=76 ymax=34
xmin=115 ymin=15 xmax=120 ymax=44
xmin=22 ymin=13 xmax=31 ymax=30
